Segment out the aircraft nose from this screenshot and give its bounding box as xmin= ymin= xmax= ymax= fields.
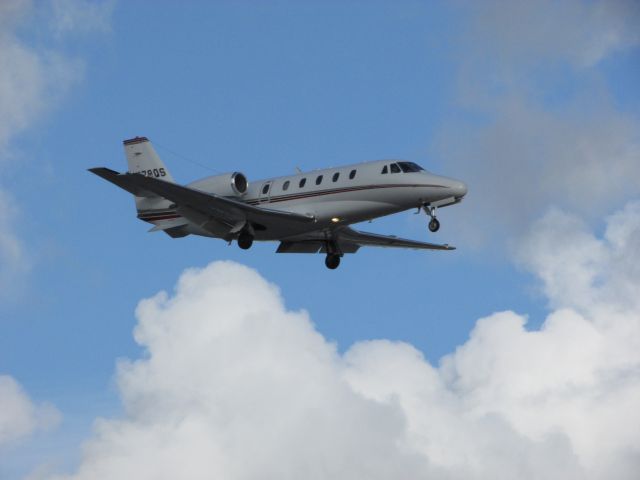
xmin=438 ymin=176 xmax=467 ymax=198
xmin=451 ymin=180 xmax=468 ymax=198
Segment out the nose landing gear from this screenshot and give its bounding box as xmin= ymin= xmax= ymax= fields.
xmin=424 ymin=205 xmax=440 ymax=232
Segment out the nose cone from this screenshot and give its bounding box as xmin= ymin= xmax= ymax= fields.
xmin=437 ymin=176 xmax=467 ymax=198
xmin=450 ymin=180 xmax=468 ymax=198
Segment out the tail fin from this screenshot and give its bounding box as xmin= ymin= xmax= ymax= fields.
xmin=124 ymin=136 xmax=174 ymax=181
xmin=90 ymin=137 xmax=188 ymax=237
xmin=122 ymin=136 xmax=175 ymax=213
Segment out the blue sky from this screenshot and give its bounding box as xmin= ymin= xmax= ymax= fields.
xmin=1 ymin=1 xmax=639 ymax=478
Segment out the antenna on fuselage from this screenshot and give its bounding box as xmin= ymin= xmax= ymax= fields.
xmin=295 ymin=166 xmax=302 ymax=173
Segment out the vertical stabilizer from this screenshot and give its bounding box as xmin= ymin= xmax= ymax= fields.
xmin=122 ymin=136 xmax=174 ymax=212
xmin=123 ymin=136 xmax=174 ymax=181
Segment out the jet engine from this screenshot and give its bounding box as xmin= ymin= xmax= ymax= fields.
xmin=188 ymin=172 xmax=249 ymax=197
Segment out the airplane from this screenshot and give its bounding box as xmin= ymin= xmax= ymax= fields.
xmin=89 ymin=136 xmax=467 ymax=269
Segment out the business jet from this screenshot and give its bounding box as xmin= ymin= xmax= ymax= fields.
xmin=90 ymin=137 xmax=467 ymax=269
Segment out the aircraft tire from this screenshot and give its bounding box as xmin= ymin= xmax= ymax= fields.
xmin=325 ymin=254 xmax=340 ymax=270
xmin=428 ymin=218 xmax=440 ymax=232
xmin=237 ymin=232 xmax=254 ymax=250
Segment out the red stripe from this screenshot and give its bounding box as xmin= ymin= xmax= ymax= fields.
xmin=246 ymin=183 xmax=442 ymax=205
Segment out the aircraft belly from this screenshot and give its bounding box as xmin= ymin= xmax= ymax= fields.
xmin=182 ymin=219 xmax=229 ymax=238
xmin=253 ymin=223 xmax=314 ymax=241
xmin=183 ymin=185 xmax=421 ymax=242
xmin=264 ymin=186 xmax=413 ymax=224
xmin=313 ymin=200 xmax=402 ymax=223
xmin=252 ymin=206 xmax=407 ymax=242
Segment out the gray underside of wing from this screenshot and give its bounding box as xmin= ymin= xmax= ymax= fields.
xmin=277 ymin=226 xmax=455 ymax=253
xmin=276 ymin=241 xmax=361 ymax=254
xmin=337 ymin=227 xmax=455 ymax=250
xmin=88 ymin=168 xmax=316 ymax=228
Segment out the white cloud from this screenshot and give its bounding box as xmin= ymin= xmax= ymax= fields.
xmin=0 ymin=0 xmax=111 ymax=295
xmin=51 ymin=203 xmax=640 ymax=479
xmin=460 ymin=0 xmax=640 ymax=68
xmin=435 ymin=1 xmax=640 ymax=246
xmin=0 ymin=375 xmax=60 ymax=448
xmin=0 ymin=0 xmax=86 ymax=157
xmin=516 ymin=202 xmax=640 ymax=314
xmin=437 ymin=94 xmax=640 ymax=245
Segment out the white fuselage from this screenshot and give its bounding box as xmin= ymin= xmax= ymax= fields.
xmin=186 ymin=159 xmax=467 ymax=241
xmin=91 ymin=137 xmax=468 ymax=268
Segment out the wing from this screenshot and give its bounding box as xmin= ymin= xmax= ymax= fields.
xmin=336 ymin=227 xmax=455 ymax=251
xmin=89 ymin=168 xmax=316 ymax=230
xmin=277 ymin=226 xmax=454 ymax=253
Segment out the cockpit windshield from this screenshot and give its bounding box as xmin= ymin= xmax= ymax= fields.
xmin=398 ymin=161 xmax=425 ymax=173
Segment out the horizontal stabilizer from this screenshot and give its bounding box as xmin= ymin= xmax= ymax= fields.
xmin=88 ymin=167 xmax=156 ymax=197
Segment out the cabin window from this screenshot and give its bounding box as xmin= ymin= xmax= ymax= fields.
xmin=332 ymin=172 xmax=340 ymax=182
xmin=381 ymin=165 xmax=388 ymax=174
xmin=299 ymin=178 xmax=306 ymax=188
xmin=262 ymin=183 xmax=270 ymax=195
xmin=283 ymin=180 xmax=290 ymax=191
xmin=349 ymin=169 xmax=357 ymax=179
xmin=316 ymin=175 xmax=323 ymax=185
xmin=390 ymin=163 xmax=401 ymax=174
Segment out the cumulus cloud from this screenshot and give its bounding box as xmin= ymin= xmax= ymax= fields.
xmin=50 ymin=263 xmax=433 ymax=479
xmin=517 ymin=201 xmax=640 ymax=314
xmin=52 ymin=202 xmax=640 ymax=479
xmin=435 ymin=0 xmax=640 ymax=246
xmin=0 ymin=375 xmax=60 ymax=448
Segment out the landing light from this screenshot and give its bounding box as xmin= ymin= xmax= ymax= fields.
xmin=331 ymin=217 xmax=341 ymax=223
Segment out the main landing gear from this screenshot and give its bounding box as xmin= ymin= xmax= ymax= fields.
xmin=325 ymin=253 xmax=341 ymax=270
xmin=324 ymin=240 xmax=343 ymax=269
xmin=237 ymin=231 xmax=254 ymax=250
xmin=424 ymin=205 xmax=440 ymax=232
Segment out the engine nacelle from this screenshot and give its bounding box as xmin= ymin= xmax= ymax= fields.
xmin=188 ymin=172 xmax=249 ymax=197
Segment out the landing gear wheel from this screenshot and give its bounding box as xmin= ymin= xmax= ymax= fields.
xmin=325 ymin=254 xmax=341 ymax=270
xmin=428 ymin=218 xmax=440 ymax=232
xmin=237 ymin=232 xmax=254 ymax=250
